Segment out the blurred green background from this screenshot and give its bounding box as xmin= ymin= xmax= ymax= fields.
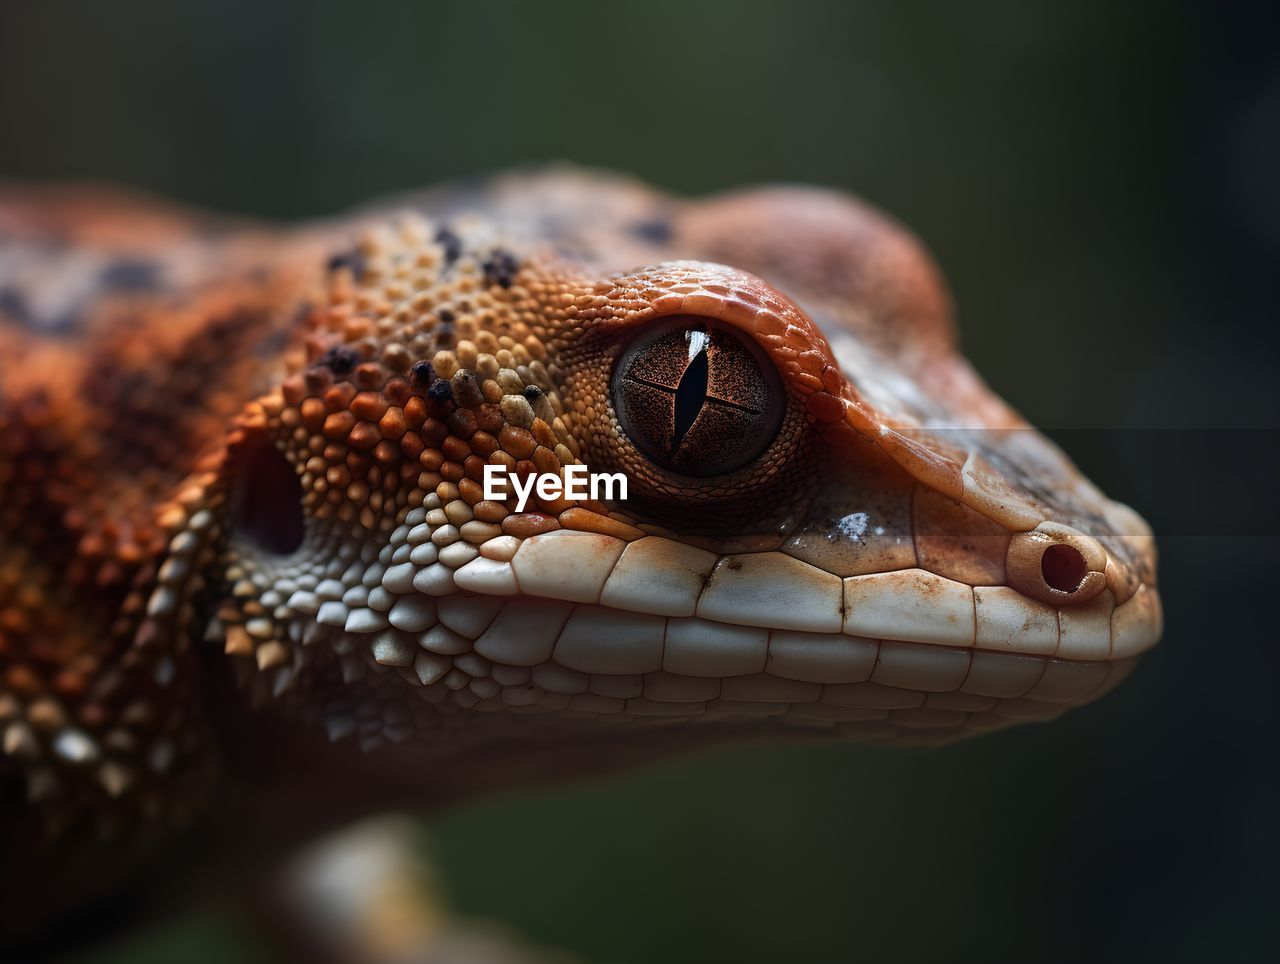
xmin=2 ymin=1 xmax=1277 ymax=961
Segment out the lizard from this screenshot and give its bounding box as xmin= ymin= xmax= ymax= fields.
xmin=0 ymin=166 xmax=1161 ymax=948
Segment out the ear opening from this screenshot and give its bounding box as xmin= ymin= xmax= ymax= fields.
xmin=228 ymin=431 xmax=304 ymax=556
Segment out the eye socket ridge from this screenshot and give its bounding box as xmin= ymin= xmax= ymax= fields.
xmin=610 ymin=316 xmax=785 ymax=479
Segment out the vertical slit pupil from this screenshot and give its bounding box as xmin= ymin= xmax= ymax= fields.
xmin=670 ymin=333 xmax=709 ymax=454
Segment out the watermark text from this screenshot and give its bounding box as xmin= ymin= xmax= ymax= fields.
xmin=482 ymin=464 xmax=627 ymax=512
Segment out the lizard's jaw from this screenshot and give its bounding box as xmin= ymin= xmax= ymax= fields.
xmin=226 ymin=475 xmax=1157 ymax=751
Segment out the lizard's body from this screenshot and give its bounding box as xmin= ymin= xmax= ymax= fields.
xmin=0 ymin=168 xmax=1160 ymax=945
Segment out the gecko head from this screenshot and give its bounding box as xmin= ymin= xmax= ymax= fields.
xmin=189 ymin=196 xmax=1159 ymax=774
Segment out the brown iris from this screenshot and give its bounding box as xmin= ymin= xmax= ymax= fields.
xmin=611 ymin=317 xmax=784 ymax=477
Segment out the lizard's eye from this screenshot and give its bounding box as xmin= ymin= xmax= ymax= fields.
xmin=611 ymin=317 xmax=785 ymax=477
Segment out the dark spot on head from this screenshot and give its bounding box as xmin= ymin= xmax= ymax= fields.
xmin=317 ymin=345 xmax=360 ymax=375
xmin=45 ymin=307 xmax=84 ymax=335
xmin=99 ymin=258 xmax=163 ymax=292
xmin=435 ymin=227 xmax=463 ymax=265
xmin=1041 ymin=543 xmax=1087 ymax=593
xmin=0 ymin=287 xmax=30 ymax=324
xmin=629 ymin=218 xmax=673 ymax=244
xmin=522 ymin=385 xmax=544 ymax=402
xmin=427 ymin=379 xmax=454 ymax=404
xmin=434 ymin=312 xmax=456 ymax=348
xmin=254 ymin=327 xmax=291 ymax=360
xmin=326 ymin=248 xmax=367 ymax=280
xmin=482 ymin=249 xmax=520 ymax=289
xmin=410 ymin=360 xmax=436 ymax=386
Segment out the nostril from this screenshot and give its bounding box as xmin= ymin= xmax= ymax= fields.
xmin=230 ymin=435 xmax=305 ymax=556
xmin=1007 ymin=524 xmax=1106 ymax=605
xmin=1041 ymin=543 xmax=1087 ymax=594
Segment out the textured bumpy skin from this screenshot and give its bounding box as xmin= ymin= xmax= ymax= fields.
xmin=0 ymin=168 xmax=1161 ymax=938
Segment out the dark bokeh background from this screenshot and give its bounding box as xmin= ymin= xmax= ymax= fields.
xmin=2 ymin=2 xmax=1277 ymax=961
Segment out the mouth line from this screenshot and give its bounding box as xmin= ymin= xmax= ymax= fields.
xmin=289 ymin=609 xmax=1143 ymax=749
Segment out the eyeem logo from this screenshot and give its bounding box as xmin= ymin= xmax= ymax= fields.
xmin=482 ymin=464 xmax=627 ymax=512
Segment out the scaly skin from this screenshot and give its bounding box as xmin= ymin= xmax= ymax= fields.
xmin=0 ymin=168 xmax=1161 ymax=941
